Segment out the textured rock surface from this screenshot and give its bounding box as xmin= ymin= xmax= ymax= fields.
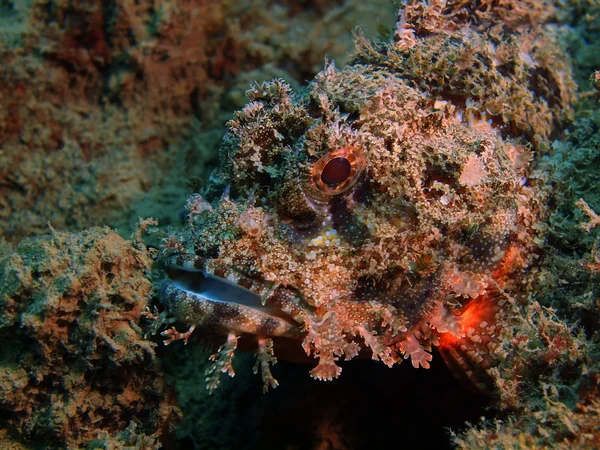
xmin=0 ymin=0 xmax=395 ymax=244
xmin=0 ymin=228 xmax=180 ymax=448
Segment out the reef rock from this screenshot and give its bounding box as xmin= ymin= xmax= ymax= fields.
xmin=0 ymin=227 xmax=180 ymax=448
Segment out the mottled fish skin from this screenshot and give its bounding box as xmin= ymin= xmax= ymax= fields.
xmin=156 ymin=0 xmax=575 ymax=391
xmin=161 ymin=254 xmax=306 ymax=336
xmin=159 ymin=278 xmax=303 ymax=339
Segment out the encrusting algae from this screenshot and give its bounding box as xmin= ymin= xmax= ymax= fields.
xmin=152 ymin=0 xmax=577 ymax=394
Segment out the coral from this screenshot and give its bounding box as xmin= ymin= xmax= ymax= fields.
xmin=576 ymin=198 xmax=600 ymax=232
xmin=0 ymin=0 xmax=396 ymax=244
xmin=0 ymin=227 xmax=180 ymax=448
xmin=453 ymin=377 xmax=600 ymax=450
xmin=544 ymin=106 xmax=600 ymax=254
xmin=556 ymin=0 xmax=600 ymax=89
xmin=154 ymin=0 xmax=576 ymax=396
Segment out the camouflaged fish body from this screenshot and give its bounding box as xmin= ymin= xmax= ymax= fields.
xmin=156 ymin=0 xmax=575 ymax=392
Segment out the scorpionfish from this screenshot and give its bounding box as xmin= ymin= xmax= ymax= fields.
xmin=156 ymin=0 xmax=575 ymax=393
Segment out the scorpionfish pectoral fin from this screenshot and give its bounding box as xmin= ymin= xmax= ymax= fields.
xmin=438 ymin=291 xmax=511 ymax=394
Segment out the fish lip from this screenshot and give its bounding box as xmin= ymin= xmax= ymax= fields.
xmin=162 ymin=258 xmax=303 ymax=329
xmin=167 ymin=264 xmax=266 ymax=309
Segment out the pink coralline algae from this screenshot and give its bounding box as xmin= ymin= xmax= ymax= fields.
xmin=153 ymin=0 xmax=576 ymax=393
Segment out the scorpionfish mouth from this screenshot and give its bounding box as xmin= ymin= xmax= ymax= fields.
xmin=160 ymin=255 xmax=305 ymax=340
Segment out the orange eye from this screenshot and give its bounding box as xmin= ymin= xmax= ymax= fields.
xmin=311 ymin=146 xmax=366 ymax=195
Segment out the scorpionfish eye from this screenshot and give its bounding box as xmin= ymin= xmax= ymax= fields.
xmin=321 ymin=157 xmax=351 ymax=185
xmin=310 ymin=146 xmax=366 ymax=195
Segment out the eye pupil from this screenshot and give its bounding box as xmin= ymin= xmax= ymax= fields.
xmin=321 ymin=157 xmax=352 ymax=186
xmin=310 ymin=146 xmax=366 ymax=196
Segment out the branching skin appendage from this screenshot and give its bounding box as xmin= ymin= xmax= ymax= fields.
xmin=153 ymin=0 xmax=575 ymax=393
